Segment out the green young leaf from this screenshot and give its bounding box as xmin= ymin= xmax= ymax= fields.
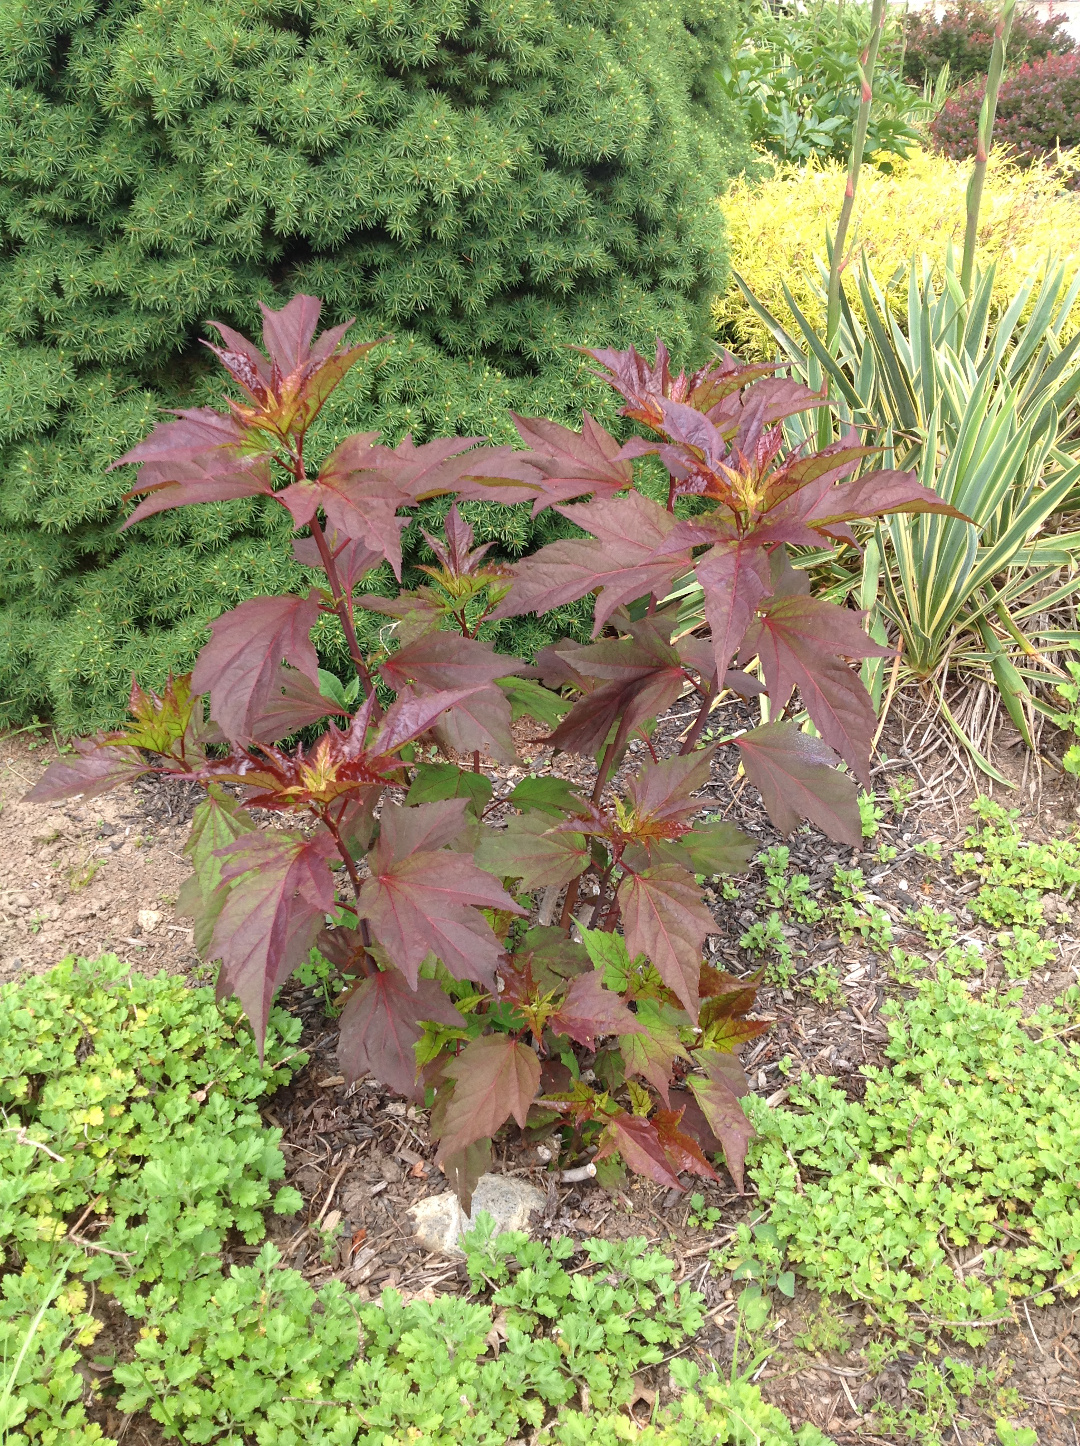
xmin=406 ymin=762 xmax=494 ymax=819
xmin=678 ymin=820 xmax=757 ymax=877
xmin=178 ymin=785 xmax=257 ymax=955
xmin=618 ymin=999 xmax=690 ymax=1105
xmin=496 ymin=676 xmax=570 ymax=729
xmin=506 ymin=776 xmax=585 ymax=817
xmin=475 ymin=812 xmax=590 ymax=890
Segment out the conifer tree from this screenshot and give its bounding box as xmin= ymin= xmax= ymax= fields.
xmin=0 ymin=0 xmax=748 ymax=730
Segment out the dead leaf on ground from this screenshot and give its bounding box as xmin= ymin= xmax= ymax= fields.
xmin=485 ymin=1310 xmax=508 ymax=1359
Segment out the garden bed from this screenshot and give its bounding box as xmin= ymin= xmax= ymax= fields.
xmin=4 ymin=714 xmax=1080 ymax=1443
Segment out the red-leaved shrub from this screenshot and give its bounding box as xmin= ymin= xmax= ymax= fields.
xmin=931 ymin=52 xmax=1080 ymax=183
xmin=26 ymin=295 xmax=966 ymax=1206
xmin=904 ymin=0 xmax=1074 ymax=88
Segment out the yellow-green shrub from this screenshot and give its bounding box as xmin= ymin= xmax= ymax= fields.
xmin=714 ymin=147 xmax=1080 ymax=358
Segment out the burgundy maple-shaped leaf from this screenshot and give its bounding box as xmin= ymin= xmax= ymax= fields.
xmin=694 ymin=540 xmax=773 ymax=683
xmin=338 ymin=967 xmax=464 ymax=1101
xmin=804 ymin=468 xmax=972 ymax=531
xmin=291 ymin=532 xmax=385 ymax=596
xmin=734 ymin=720 xmax=861 ymax=846
xmin=246 ymin=665 xmax=342 ymax=742
xmin=674 ymin=1094 xmax=726 ymax=1160
xmin=190 ymin=591 xmax=322 ymax=741
xmin=544 ymin=619 xmax=689 ymax=760
xmin=493 ymin=492 xmax=693 ymax=631
xmin=595 ymin=1111 xmax=682 ymax=1191
xmin=208 ymin=828 xmax=337 ymax=1050
xmin=547 ymin=970 xmax=644 ymax=1049
xmin=114 ymin=408 xmax=275 ymax=528
xmin=207 ymin=295 xmax=384 ymax=440
xmin=653 ymin=1108 xmax=721 ymax=1182
xmin=624 ymin=748 xmax=715 ymax=834
xmin=368 ymin=686 xmax=492 ymax=758
xmin=741 ymin=595 xmax=890 ymax=785
xmin=358 ymin=590 xmax=450 ymax=645
xmin=432 ymin=687 xmax=518 ymax=766
xmin=475 ymin=812 xmax=590 ymax=891
xmin=24 ymin=737 xmax=153 ymax=803
xmin=699 ymin=963 xmax=763 ymax=1015
xmin=617 ymin=865 xmax=717 ymax=1018
xmin=358 ymin=800 xmax=525 ymax=988
xmin=279 ymin=435 xmax=409 ymax=578
xmin=178 ymin=785 xmax=256 ymax=956
xmin=380 ymin=633 xmax=526 ymax=693
xmin=618 ymin=1001 xmax=689 ymax=1105
xmin=509 ymin=411 xmax=634 ymax=511
xmin=705 ymin=376 xmax=829 ymax=438
xmin=442 ymin=1138 xmax=493 ymax=1215
xmin=419 ymin=504 xmax=497 ymax=580
xmin=686 ymin=1052 xmax=755 ymax=1192
xmin=379 ymin=632 xmax=525 ymax=762
xmin=434 ymin=1033 xmax=541 ymax=1165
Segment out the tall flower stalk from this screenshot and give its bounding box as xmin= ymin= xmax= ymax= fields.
xmin=960 ymin=0 xmax=1017 ymax=294
xmin=825 ymin=0 xmax=887 ymax=349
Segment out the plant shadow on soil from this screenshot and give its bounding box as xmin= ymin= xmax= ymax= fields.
xmin=3 ymin=698 xmax=1080 ymax=1445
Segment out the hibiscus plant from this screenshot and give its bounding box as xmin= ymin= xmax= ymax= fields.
xmin=28 ymin=296 xmax=963 ymax=1205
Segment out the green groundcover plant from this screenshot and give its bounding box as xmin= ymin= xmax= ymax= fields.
xmin=28 ymin=294 xmax=964 ymax=1206
xmin=0 ymin=954 xmax=829 ymax=1446
xmin=0 ymin=0 xmax=750 ymax=733
xmin=0 ymin=954 xmax=303 ymax=1446
xmin=745 ymin=969 xmax=1080 ymax=1344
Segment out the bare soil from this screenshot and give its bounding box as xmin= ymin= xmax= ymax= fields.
xmin=4 ymin=717 xmax=1080 ymax=1444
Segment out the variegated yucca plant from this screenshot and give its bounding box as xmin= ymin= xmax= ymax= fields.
xmin=727 ymin=251 xmax=1080 ymax=771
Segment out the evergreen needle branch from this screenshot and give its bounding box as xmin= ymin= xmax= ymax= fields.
xmin=961 ymin=0 xmax=1017 ymax=294
xmin=825 ymin=0 xmax=887 ymax=349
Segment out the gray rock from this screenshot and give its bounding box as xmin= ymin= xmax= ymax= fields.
xmin=408 ymin=1173 xmax=546 ymax=1255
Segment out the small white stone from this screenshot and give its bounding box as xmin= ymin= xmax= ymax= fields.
xmin=408 ymin=1174 xmax=546 ymax=1255
xmin=137 ymin=909 xmax=162 ymax=934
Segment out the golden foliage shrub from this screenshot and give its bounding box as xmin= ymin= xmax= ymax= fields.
xmin=714 ymin=147 xmax=1080 ymax=358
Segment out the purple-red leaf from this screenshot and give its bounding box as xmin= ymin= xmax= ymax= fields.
xmin=742 ymin=595 xmax=889 ymax=785
xmin=547 ymin=970 xmax=644 ymax=1049
xmin=694 ymin=540 xmax=773 ymax=683
xmin=338 ymin=967 xmax=464 ymax=1101
xmin=24 ymin=738 xmax=152 ymax=802
xmin=805 ymin=468 xmax=973 ymax=530
xmin=114 ymin=408 xmax=274 ymax=528
xmin=509 ymin=411 xmax=634 ymax=511
xmin=358 ymin=800 xmax=525 ymax=987
xmin=369 ymin=685 xmax=492 ymax=757
xmin=624 ymin=748 xmax=715 ymax=832
xmin=618 ymin=1000 xmax=690 ymax=1105
xmin=493 ymin=492 xmax=693 ymax=631
xmin=595 ymin=1111 xmax=683 ymax=1191
xmin=380 ymin=633 xmax=526 ymax=693
xmin=291 ymin=532 xmax=385 ymax=595
xmin=208 ymin=828 xmax=337 ymax=1050
xmin=653 ymin=1108 xmax=721 ymax=1182
xmin=190 ymin=592 xmax=322 ymax=741
xmin=617 ymin=864 xmax=717 ymax=1018
xmin=434 ymin=1033 xmax=541 ymax=1163
xmin=734 ymin=720 xmax=861 ymax=845
xmin=687 ymin=1052 xmax=755 ymax=1191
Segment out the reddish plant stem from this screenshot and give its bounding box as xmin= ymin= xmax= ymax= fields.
xmin=560 ymin=738 xmax=622 ymax=928
xmin=318 ymin=806 xmax=375 ymax=967
xmin=288 ymin=439 xmax=376 ymax=706
xmin=558 ymin=877 xmax=582 ymax=931
xmin=679 ymin=684 xmax=715 ymax=755
xmin=309 ymin=520 xmax=376 ymax=703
